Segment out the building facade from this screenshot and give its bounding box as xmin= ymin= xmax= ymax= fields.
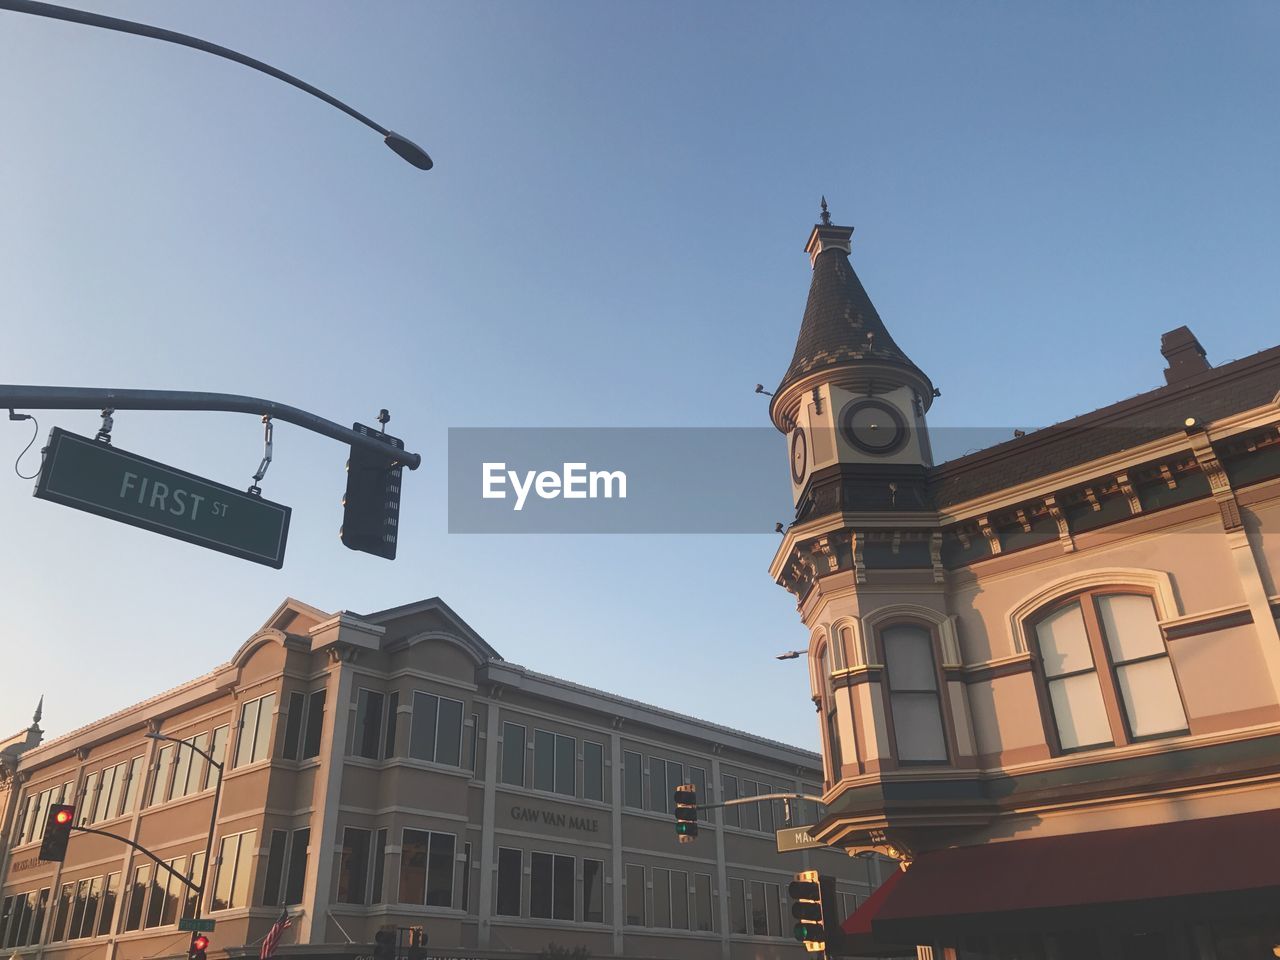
xmin=0 ymin=596 xmax=888 ymax=960
xmin=770 ymin=208 xmax=1280 ymax=958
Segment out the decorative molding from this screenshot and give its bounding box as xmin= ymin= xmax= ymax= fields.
xmin=1188 ymin=433 xmax=1245 ymax=532
xmin=1005 ymin=567 xmax=1181 ymax=655
xmin=1044 ymin=495 xmax=1074 ymax=553
xmin=929 ymin=532 xmax=945 ymax=583
xmin=1115 ymin=472 xmax=1142 ymax=515
xmin=852 ymin=534 xmax=867 ymax=584
xmin=978 ymin=516 xmax=1002 ymax=555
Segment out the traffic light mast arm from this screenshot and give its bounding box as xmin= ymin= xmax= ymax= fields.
xmin=696 ymin=790 xmax=824 ymax=813
xmin=71 ymin=824 xmax=202 ymax=892
xmin=0 ymin=384 xmax=421 ymax=470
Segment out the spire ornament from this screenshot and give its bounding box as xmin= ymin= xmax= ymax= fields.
xmin=30 ymin=695 xmax=43 ymax=731
xmin=819 ymin=196 xmax=832 ymax=226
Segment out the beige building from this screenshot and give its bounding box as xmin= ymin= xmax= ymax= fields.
xmin=0 ymin=596 xmax=887 ymax=960
xmin=769 ymin=208 xmax=1280 ymax=957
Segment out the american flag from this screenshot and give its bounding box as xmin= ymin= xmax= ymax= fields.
xmin=259 ymin=909 xmax=292 ymax=959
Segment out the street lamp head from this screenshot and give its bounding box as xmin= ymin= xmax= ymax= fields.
xmin=384 ymin=131 xmax=433 ymax=170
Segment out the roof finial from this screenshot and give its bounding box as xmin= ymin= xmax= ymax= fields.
xmin=819 ymin=196 xmax=832 ymax=226
xmin=30 ymin=695 xmax=43 ymax=730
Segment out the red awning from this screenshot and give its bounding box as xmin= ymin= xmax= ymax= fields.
xmin=839 ymin=808 xmax=1280 ymax=943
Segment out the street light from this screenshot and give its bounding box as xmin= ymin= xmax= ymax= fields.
xmin=775 ymin=649 xmax=806 ymax=660
xmin=145 ymin=732 xmax=225 ymax=922
xmin=0 ymin=0 xmax=433 ymax=170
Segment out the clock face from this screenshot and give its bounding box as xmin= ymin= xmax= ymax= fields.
xmin=790 ymin=427 xmax=808 ymax=484
xmin=840 ymin=399 xmax=908 ymax=455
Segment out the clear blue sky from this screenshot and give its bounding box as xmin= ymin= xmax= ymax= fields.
xmin=2 ymin=2 xmax=1278 ymax=749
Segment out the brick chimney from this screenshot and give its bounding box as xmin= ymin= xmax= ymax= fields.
xmin=1161 ymin=326 xmax=1211 ymax=384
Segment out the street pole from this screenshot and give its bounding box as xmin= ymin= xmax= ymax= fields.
xmin=1 ymin=385 xmax=421 ymax=469
xmin=145 ymin=733 xmax=224 ymax=919
xmin=0 ymin=0 xmax=432 ymax=169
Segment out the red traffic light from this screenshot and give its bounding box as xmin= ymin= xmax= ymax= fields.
xmin=54 ymin=808 xmax=73 ymax=825
xmin=192 ymin=935 xmax=209 ymax=951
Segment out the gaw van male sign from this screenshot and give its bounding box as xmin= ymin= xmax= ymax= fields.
xmin=34 ymin=427 xmax=291 ymax=568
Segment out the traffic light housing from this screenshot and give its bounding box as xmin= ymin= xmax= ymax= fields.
xmin=407 ymin=925 xmax=428 ymax=959
xmin=373 ymin=929 xmax=396 ymax=960
xmin=340 ymin=422 xmax=404 ymax=560
xmin=673 ymin=783 xmax=698 ymax=842
xmin=187 ymin=933 xmax=209 ymax=960
xmin=38 ymin=804 xmax=75 ymax=862
xmin=789 ymin=869 xmax=826 ymax=953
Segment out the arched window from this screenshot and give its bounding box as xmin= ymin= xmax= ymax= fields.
xmin=818 ymin=644 xmax=842 ymax=781
xmin=880 ymin=624 xmax=948 ymax=763
xmin=1031 ymin=591 xmax=1187 ymax=752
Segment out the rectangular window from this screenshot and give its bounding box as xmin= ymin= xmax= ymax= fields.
xmin=534 ymin=730 xmax=576 ymax=796
xmin=283 ymin=828 xmax=310 ymax=906
xmin=185 ymin=853 xmax=204 ymax=920
xmin=78 ymin=878 xmax=102 ymax=940
xmin=1097 ymin=594 xmax=1188 ymax=738
xmin=460 ymin=841 xmax=472 ymax=912
xmin=652 ymin=867 xmax=671 ymax=928
xmin=143 ymin=866 xmax=164 ymax=929
xmin=235 ymin=694 xmax=277 ymax=767
xmin=694 ymin=874 xmax=713 ymax=931
xmin=690 ymin=766 xmax=708 ymax=821
xmin=148 ymin=746 xmax=173 ymax=806
xmin=466 ymin=714 xmax=479 ymax=771
xmin=354 ymin=689 xmax=385 ymax=759
xmin=623 ymin=751 xmax=643 ymax=808
xmin=426 ymin=832 xmax=455 ymax=907
xmin=262 ymin=831 xmax=287 ymax=906
xmin=119 ymin=756 xmax=144 ymax=817
xmin=495 ymin=848 xmax=521 ymax=917
xmin=649 ymin=758 xmax=666 ymax=812
xmin=170 ymin=741 xmax=194 ymax=802
xmin=728 ymin=877 xmax=747 ymax=934
xmin=92 ymin=762 xmax=119 ymax=823
xmin=764 ymin=880 xmax=781 ymax=937
xmin=583 ymin=741 xmax=604 ymax=801
xmin=53 ymin=882 xmax=73 ymax=940
xmin=34 ymin=887 xmax=52 ymax=944
xmin=399 ymin=828 xmax=429 ymax=905
xmin=206 ymin=726 xmax=229 ymax=787
xmin=624 ymin=864 xmax=646 ymax=926
xmin=500 ymin=723 xmax=526 ymax=786
xmin=409 ymin=692 xmax=464 ymax=765
xmin=185 ymin=733 xmax=212 ymax=798
xmin=383 ymin=691 xmax=399 ymax=759
xmin=883 ymin=624 xmax=949 ymax=762
xmin=338 ymin=828 xmax=371 ymax=904
xmin=671 ymin=870 xmax=690 ymax=930
xmin=436 ymin=697 xmax=463 ymax=766
xmin=211 ymin=831 xmax=256 ymax=910
xmin=78 ymin=771 xmax=100 ymax=825
xmin=161 ymin=857 xmax=186 ymax=926
xmin=1037 ymin=602 xmax=1113 ymax=750
xmin=722 ymin=775 xmax=740 ymax=827
xmin=748 ymin=880 xmax=767 ymax=936
xmin=124 ymin=866 xmax=148 ymax=932
xmin=282 ymin=692 xmax=306 ymax=760
xmin=371 ymin=828 xmax=387 ymax=904
xmin=739 ymin=781 xmax=760 ymax=833
xmin=582 ymin=858 xmax=604 ymax=924
xmin=303 ymin=690 xmax=326 ymax=760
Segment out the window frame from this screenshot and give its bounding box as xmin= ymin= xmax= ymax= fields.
xmin=1028 ymin=588 xmax=1190 ymax=754
xmin=875 ymin=619 xmax=953 ymax=766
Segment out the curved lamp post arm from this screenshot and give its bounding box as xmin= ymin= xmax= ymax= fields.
xmin=0 ymin=0 xmax=432 ymax=169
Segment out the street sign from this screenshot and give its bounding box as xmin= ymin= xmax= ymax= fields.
xmin=777 ymin=825 xmax=825 ymax=853
xmin=178 ymin=917 xmax=216 ymax=932
xmin=34 ymin=428 xmax=291 ymax=568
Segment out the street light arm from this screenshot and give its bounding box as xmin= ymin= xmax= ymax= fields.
xmin=0 ymin=0 xmax=433 ymax=169
xmin=0 ymin=384 xmax=422 ymax=470
xmin=146 ymin=732 xmax=224 ymax=771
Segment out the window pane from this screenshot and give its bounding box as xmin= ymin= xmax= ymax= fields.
xmin=625 ymin=865 xmax=645 ymax=926
xmin=207 ymin=727 xmax=229 ymax=787
xmin=356 ymin=691 xmax=384 ymax=760
xmin=144 ymin=865 xmax=164 ymax=927
xmin=534 ymin=731 xmax=556 ymax=792
xmin=384 ymin=692 xmax=400 ymax=760
xmin=584 ymin=742 xmax=604 ymax=801
xmin=187 ymin=733 xmax=211 ymax=797
xmin=1036 ymin=603 xmax=1094 ymax=677
xmin=161 ymin=857 xmax=186 ymax=925
xmin=399 ymin=829 xmax=429 ymax=905
xmin=1098 ymin=594 xmax=1165 ymax=663
xmin=649 ymin=759 xmax=668 ymax=812
xmin=496 ymin=849 xmax=521 ymax=917
xmin=653 ymin=868 xmax=671 ymax=928
xmin=1049 ymin=673 xmax=1112 ymax=749
xmin=460 ymin=841 xmax=471 ymax=912
xmin=555 ymin=735 xmax=575 ymax=796
xmin=338 ymin=828 xmax=371 ymax=904
xmin=231 ymin=831 xmax=256 ymax=909
xmin=235 ymin=699 xmax=259 ymax=767
xmin=35 ymin=887 xmax=53 ymax=943
xmin=303 ymin=690 xmax=326 ymax=760
xmin=750 ymin=880 xmax=767 ymax=936
xmin=760 ymin=786 xmax=776 ymax=833
xmin=80 ymin=877 xmax=102 ymax=939
xmin=892 ymin=692 xmax=949 ymax=762
xmin=671 ymin=870 xmax=689 ymax=930
xmin=171 ymin=743 xmax=194 ymax=802
xmin=729 ymin=878 xmax=747 ymax=934
xmin=284 ymin=829 xmax=309 ymax=906
xmin=691 ymin=767 xmax=707 ymax=821
xmin=436 ymin=698 xmax=463 ymax=766
xmin=765 ymin=882 xmax=780 ymax=939
xmin=372 ymin=829 xmax=387 ymax=904
xmin=722 ymin=775 xmax=740 ymax=827
xmin=283 ymin=692 xmax=305 ymax=760
xmin=582 ymin=859 xmax=604 ymax=923
xmin=740 ymin=782 xmax=760 ymax=832
xmin=530 ymin=853 xmax=552 ymax=918
xmin=694 ymin=874 xmax=713 ymax=932
xmin=1117 ymin=659 xmax=1188 ymax=737
xmin=501 ymin=723 xmax=525 ymax=786
xmin=426 ymin=833 xmax=455 ymax=907
xmin=124 ymin=869 xmax=147 ymax=931
xmin=882 ymin=625 xmax=938 ymax=690
xmin=665 ymin=762 xmax=683 ymax=814
xmin=467 ymin=714 xmax=479 ymax=771
xmin=54 ymin=883 xmax=73 ymax=940
xmin=623 ymin=751 xmax=642 ymax=808
xmin=553 ymin=855 xmax=574 ymax=921
xmin=185 ymin=853 xmax=204 ymax=919
xmin=120 ymin=758 xmax=143 ymax=816
xmin=79 ymin=772 xmax=99 ymax=825
xmin=409 ymin=693 xmax=438 ymax=761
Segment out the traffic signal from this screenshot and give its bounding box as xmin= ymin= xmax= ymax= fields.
xmin=187 ymin=933 xmax=209 ymax=960
xmin=407 ymin=925 xmax=429 ymax=959
xmin=341 ymin=422 xmax=404 ymax=560
xmin=38 ymin=804 xmax=75 ymax=862
xmin=673 ymin=783 xmax=698 ymax=843
xmin=373 ymin=928 xmax=396 ymax=960
xmin=789 ymin=869 xmax=826 ymax=953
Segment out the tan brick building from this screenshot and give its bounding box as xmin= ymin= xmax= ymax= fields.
xmin=0 ymin=597 xmax=886 ymax=959
xmin=770 ymin=208 xmax=1280 ymax=958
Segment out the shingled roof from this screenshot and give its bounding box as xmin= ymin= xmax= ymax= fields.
xmin=777 ymin=240 xmax=933 ymax=398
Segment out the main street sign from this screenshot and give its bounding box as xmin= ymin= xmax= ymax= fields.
xmin=34 ymin=428 xmax=291 ymax=568
xmin=177 ymin=917 xmax=215 ymax=933
xmin=776 ymin=825 xmax=825 ymax=853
